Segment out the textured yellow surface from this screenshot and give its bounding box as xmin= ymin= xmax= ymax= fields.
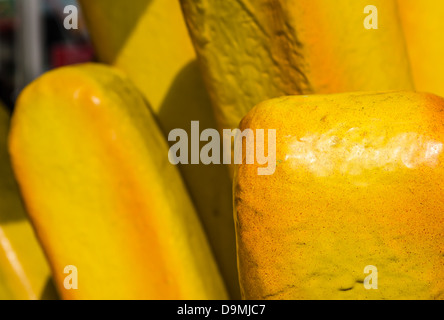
xmin=9 ymin=64 xmax=227 ymax=300
xmin=398 ymin=0 xmax=444 ymax=97
xmin=0 ymin=102 xmax=54 ymax=300
xmin=80 ymin=0 xmax=239 ymax=297
xmin=181 ymin=0 xmax=413 ymax=133
xmin=234 ymin=92 xmax=444 ymax=299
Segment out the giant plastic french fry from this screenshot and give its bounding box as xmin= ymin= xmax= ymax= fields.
xmin=235 ymin=91 xmax=444 ymax=299
xmin=9 ymin=64 xmax=227 ymax=300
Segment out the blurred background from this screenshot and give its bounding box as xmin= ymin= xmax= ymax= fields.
xmin=0 ymin=0 xmax=94 ymax=111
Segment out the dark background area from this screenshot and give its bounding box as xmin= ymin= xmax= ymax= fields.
xmin=0 ymin=0 xmax=94 ymax=111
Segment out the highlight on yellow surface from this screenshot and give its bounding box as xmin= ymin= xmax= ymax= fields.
xmin=398 ymin=0 xmax=444 ymax=98
xmin=234 ymin=91 xmax=444 ymax=299
xmin=180 ymin=0 xmax=413 ymax=133
xmin=8 ymin=63 xmax=227 ymax=300
xmin=79 ymin=0 xmax=239 ymax=298
xmin=0 ymin=101 xmax=56 ymax=300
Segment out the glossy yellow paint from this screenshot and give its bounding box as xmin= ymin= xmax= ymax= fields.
xmin=0 ymin=101 xmax=55 ymax=300
xmin=181 ymin=0 xmax=413 ymax=133
xmin=398 ymin=0 xmax=444 ymax=97
xmin=9 ymin=64 xmax=227 ymax=300
xmin=234 ymin=91 xmax=444 ymax=299
xmin=79 ymin=0 xmax=239 ymax=297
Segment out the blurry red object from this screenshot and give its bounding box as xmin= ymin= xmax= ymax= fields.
xmin=51 ymin=43 xmax=94 ymax=68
